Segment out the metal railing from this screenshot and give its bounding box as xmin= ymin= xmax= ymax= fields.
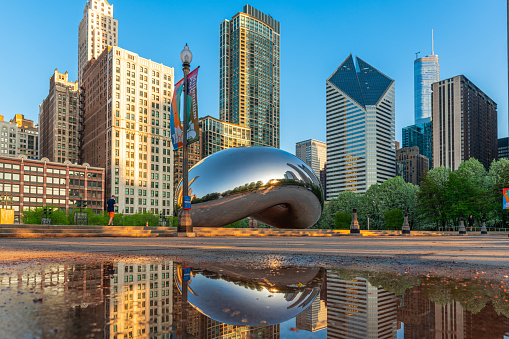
xmin=438 ymin=226 xmax=509 ymax=232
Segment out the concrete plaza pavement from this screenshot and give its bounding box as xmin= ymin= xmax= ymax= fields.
xmin=0 ymin=235 xmax=508 ymax=269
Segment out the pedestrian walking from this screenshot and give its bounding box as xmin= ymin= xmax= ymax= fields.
xmin=468 ymin=215 xmax=474 ymax=232
xmin=107 ymin=195 xmax=116 ymax=226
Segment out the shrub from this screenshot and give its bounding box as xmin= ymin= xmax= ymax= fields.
xmin=334 ymin=212 xmax=352 ymax=229
xmin=384 ymin=208 xmax=404 ymax=230
xmin=22 ymin=206 xmax=71 ymax=225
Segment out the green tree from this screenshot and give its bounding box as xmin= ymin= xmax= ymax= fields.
xmin=314 ymin=191 xmax=359 ymax=229
xmin=334 ymin=212 xmax=352 ymax=229
xmin=377 ymin=176 xmax=419 ymax=227
xmin=445 ymin=158 xmax=486 ymax=225
xmin=384 ymin=208 xmax=404 ymax=230
xmin=417 ymin=166 xmax=451 ymax=229
xmin=358 ymin=184 xmax=383 ymax=229
xmin=488 ymin=158 xmax=509 ymax=227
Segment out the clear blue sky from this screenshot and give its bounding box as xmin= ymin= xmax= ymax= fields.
xmin=1 ymin=0 xmax=507 ymax=153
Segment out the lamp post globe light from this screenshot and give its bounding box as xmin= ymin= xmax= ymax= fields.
xmin=177 ymin=44 xmax=193 ymax=235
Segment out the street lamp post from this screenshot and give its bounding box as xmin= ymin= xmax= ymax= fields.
xmin=178 ymin=44 xmax=193 ymax=234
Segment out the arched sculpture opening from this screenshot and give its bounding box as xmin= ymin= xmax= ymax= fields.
xmin=176 ymin=147 xmax=324 ymax=229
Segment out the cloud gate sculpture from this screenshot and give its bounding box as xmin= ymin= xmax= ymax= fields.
xmin=176 ymin=147 xmax=324 ymax=229
xmin=175 ymin=264 xmax=325 ymax=326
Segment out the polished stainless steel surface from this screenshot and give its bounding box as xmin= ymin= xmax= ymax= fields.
xmin=176 ymin=147 xmax=324 ymax=229
xmin=176 ymin=265 xmax=324 ymax=326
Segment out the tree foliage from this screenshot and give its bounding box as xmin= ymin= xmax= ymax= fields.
xmin=334 ymin=212 xmax=352 ymax=229
xmin=384 ymin=208 xmax=404 ymax=230
xmin=314 ymin=158 xmax=509 ymax=230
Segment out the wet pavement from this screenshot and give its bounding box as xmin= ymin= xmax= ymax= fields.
xmin=1 ymin=237 xmax=509 ymax=338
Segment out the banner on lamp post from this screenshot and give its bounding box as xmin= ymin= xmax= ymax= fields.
xmin=170 ymin=79 xmax=184 ymax=151
xmin=186 ymin=67 xmax=200 ymax=145
xmin=503 ymin=188 xmax=509 ymax=209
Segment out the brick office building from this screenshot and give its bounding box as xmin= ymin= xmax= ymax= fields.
xmin=0 ymin=155 xmax=105 ymax=218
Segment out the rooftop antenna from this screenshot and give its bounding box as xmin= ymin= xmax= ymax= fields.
xmin=431 ymin=29 xmax=434 ymax=55
xmin=415 ymin=51 xmax=420 ymax=60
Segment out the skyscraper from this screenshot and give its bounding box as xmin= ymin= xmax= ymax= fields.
xmin=295 ymin=139 xmax=327 ymax=177
xmin=396 ymin=146 xmax=429 ymax=185
xmin=499 ymin=137 xmax=509 ymax=159
xmin=81 ymin=46 xmax=174 ymax=216
xmin=402 ymin=122 xmax=433 ymax=169
xmin=219 ymin=5 xmax=280 ymax=148
xmin=432 ymin=75 xmax=498 ymax=170
xmin=414 ymin=32 xmax=439 ymax=125
xmin=39 ymin=69 xmax=80 ymax=164
xmin=78 ymin=0 xmax=118 ymax=85
xmin=326 ymin=55 xmax=395 ymax=199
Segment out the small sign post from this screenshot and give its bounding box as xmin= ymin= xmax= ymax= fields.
xmin=183 ymin=267 xmax=191 ymax=281
xmin=503 ymin=188 xmax=508 ymax=209
xmin=184 ymin=196 xmax=191 ymax=210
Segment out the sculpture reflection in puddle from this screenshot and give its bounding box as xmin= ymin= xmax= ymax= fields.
xmin=175 ymin=147 xmax=324 ymax=229
xmin=175 ymin=264 xmax=325 ymax=326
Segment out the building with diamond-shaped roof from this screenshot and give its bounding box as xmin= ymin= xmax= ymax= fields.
xmin=326 ymin=55 xmax=395 ymax=198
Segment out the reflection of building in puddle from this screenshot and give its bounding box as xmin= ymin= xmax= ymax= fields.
xmin=0 ymin=264 xmax=106 ymax=337
xmin=398 ymin=282 xmax=509 ymax=339
xmin=397 ymin=285 xmax=434 ymax=338
xmin=107 ymin=262 xmax=173 ymax=338
xmin=326 ymin=270 xmax=398 ymax=339
xmin=295 ymin=297 xmax=327 ymax=332
xmin=203 ymin=317 xmax=280 ymax=338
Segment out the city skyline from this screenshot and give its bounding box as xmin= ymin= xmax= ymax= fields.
xmin=0 ymin=0 xmax=507 ymax=154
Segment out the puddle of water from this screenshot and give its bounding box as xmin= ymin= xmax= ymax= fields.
xmin=1 ymin=260 xmax=509 ymax=338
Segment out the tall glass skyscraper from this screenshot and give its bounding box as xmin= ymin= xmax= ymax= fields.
xmin=220 ymin=5 xmax=280 ymax=148
xmin=326 ymin=55 xmax=395 ymax=199
xmin=414 ymin=55 xmax=439 ymax=125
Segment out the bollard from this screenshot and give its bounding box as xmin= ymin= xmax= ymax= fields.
xmin=402 ymin=213 xmax=410 ymax=235
xmin=481 ymin=220 xmax=487 ymax=235
xmin=458 ymin=218 xmax=466 ymax=235
xmin=350 ymin=208 xmax=360 ymax=234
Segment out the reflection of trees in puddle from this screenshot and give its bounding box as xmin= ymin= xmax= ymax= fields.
xmin=331 ymin=267 xmax=509 ymax=316
xmin=329 ymin=268 xmax=509 ymax=339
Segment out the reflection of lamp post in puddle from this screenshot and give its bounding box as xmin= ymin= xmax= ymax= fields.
xmin=177 ymin=264 xmax=191 ymax=338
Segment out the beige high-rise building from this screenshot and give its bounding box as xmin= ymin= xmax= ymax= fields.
xmin=82 ymin=46 xmax=174 ymax=216
xmin=0 ymin=117 xmax=17 ymax=157
xmin=220 ymin=5 xmax=280 ymax=148
xmin=39 ymin=70 xmax=80 ymax=164
xmin=11 ymin=114 xmax=39 ymax=159
xmin=296 ymin=139 xmax=326 ymax=177
xmin=78 ymin=0 xmax=118 ymax=85
xmin=0 ymin=115 xmax=38 ymax=159
xmin=199 ymin=115 xmax=251 ymax=157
